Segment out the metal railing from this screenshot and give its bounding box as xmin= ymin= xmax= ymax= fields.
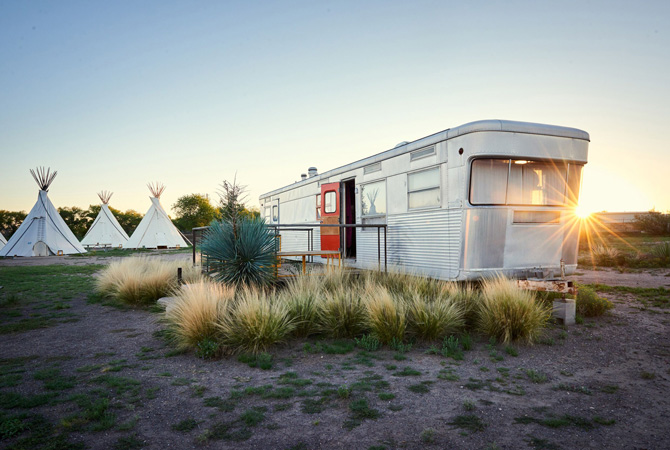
xmin=192 ymin=223 xmax=388 ymax=272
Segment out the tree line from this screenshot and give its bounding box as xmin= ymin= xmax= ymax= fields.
xmin=0 ymin=193 xmax=259 ymax=240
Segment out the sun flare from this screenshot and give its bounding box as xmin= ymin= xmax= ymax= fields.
xmin=574 ymin=205 xmax=595 ymax=219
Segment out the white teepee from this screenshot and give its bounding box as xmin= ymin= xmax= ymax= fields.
xmin=0 ymin=167 xmax=87 ymax=257
xmin=0 ymin=232 xmax=7 ymax=251
xmin=125 ymin=183 xmax=189 ymax=249
xmin=80 ymin=191 xmax=130 ymax=248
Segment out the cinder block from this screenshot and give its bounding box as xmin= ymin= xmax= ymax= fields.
xmin=552 ymin=298 xmax=576 ymax=325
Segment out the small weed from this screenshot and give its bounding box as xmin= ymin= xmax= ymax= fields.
xmin=593 ymin=416 xmax=616 ymax=425
xmin=337 ymin=385 xmax=351 ymax=399
xmin=420 ymin=427 xmax=436 ymax=443
xmin=238 ymin=352 xmax=273 ymax=370
xmin=113 ymin=433 xmax=145 ymax=450
xmin=504 ymin=346 xmax=519 ymax=357
xmin=448 ymin=414 xmax=486 ymax=433
xmin=393 ymin=367 xmax=421 ymax=377
xmin=525 ymin=369 xmax=548 ymax=383
xmin=172 ymin=418 xmax=199 ymax=432
xmin=442 ymin=335 xmax=464 ymax=360
xmin=195 ymin=338 xmax=219 ymax=360
xmin=600 ymin=385 xmax=619 ymax=394
xmin=437 ymin=369 xmax=460 ymax=381
xmin=355 ymin=334 xmax=381 ymax=352
xmin=554 ymin=383 xmax=591 ymax=395
xmin=378 ymin=392 xmax=395 ymax=400
xmin=240 ymin=407 xmax=266 ymax=427
xmin=392 ymin=353 xmax=407 ymax=361
xmin=641 ymin=371 xmax=656 ymax=380
xmin=344 ymin=398 xmax=381 ymax=429
xmin=463 ymin=400 xmax=476 ymax=411
xmin=408 ymin=383 xmax=430 ymax=394
xmin=389 ymin=338 xmax=412 ymax=353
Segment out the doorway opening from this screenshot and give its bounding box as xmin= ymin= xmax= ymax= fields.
xmin=342 ymin=178 xmax=356 ymax=258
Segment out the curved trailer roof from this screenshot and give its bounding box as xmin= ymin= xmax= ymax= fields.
xmin=261 ymin=119 xmax=589 ymax=199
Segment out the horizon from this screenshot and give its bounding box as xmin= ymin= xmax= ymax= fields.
xmin=1 ymin=1 xmax=669 ymax=216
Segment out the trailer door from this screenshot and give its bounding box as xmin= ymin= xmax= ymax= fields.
xmin=320 ymin=182 xmax=340 ymax=252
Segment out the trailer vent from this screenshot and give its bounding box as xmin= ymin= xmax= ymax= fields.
xmin=364 ymin=162 xmax=381 ymax=174
xmin=410 ymin=146 xmax=436 ymax=161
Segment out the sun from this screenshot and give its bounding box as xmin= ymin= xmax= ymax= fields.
xmin=574 ymin=205 xmax=595 ymax=219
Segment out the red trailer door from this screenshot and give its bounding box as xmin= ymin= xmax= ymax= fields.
xmin=320 ymin=182 xmax=340 ymax=252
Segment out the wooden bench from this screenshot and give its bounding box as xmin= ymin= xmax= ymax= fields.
xmin=276 ymin=250 xmax=341 ymax=276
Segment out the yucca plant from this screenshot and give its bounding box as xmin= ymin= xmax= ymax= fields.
xmin=218 ymin=287 xmax=294 ymax=354
xmin=363 ymin=282 xmax=407 ymax=344
xmin=407 ymin=292 xmax=465 ymax=341
xmin=477 ymin=276 xmax=551 ymax=344
xmin=317 ymin=286 xmax=367 ymax=338
xmin=201 ymin=216 xmax=277 ymax=287
xmin=165 ymin=280 xmax=235 ymax=351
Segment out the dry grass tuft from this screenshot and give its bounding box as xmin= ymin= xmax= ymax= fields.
xmin=95 ymin=257 xmax=204 ymax=306
xmin=218 ymin=288 xmax=295 ymax=354
xmin=363 ymin=281 xmax=407 ymax=344
xmin=317 ymin=286 xmax=367 ymax=338
xmin=407 ymin=291 xmax=465 ymax=341
xmin=477 ymin=276 xmax=551 ymax=344
xmin=282 ymin=274 xmax=323 ymax=337
xmin=166 ymin=281 xmax=235 ymax=350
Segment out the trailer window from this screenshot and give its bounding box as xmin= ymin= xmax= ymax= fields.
xmin=316 ymin=194 xmax=322 ymax=219
xmin=408 ymin=167 xmax=440 ymax=209
xmin=272 ymin=205 xmax=278 ymax=222
xmin=470 ymin=159 xmax=580 ymax=206
xmin=361 ymin=180 xmax=386 ymax=217
xmin=324 ymin=191 xmax=336 ymax=214
xmin=470 ymin=159 xmax=509 ymax=204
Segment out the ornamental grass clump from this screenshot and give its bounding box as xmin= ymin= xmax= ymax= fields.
xmin=407 ymin=291 xmax=465 ymax=341
xmin=477 ymin=276 xmax=551 ymax=344
xmin=282 ymin=274 xmax=322 ymax=337
xmin=218 ymin=288 xmax=295 ymax=354
xmin=317 ymin=286 xmax=367 ymax=338
xmin=446 ymin=283 xmax=482 ymax=329
xmin=165 ymin=280 xmax=235 ymax=351
xmin=363 ymin=282 xmax=407 ymax=345
xmin=96 ymin=257 xmax=199 ymax=306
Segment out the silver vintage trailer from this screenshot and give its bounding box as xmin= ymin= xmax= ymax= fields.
xmin=259 ymin=119 xmax=588 ymax=281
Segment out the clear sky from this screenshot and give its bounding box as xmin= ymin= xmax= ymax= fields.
xmin=1 ymin=0 xmax=668 ymax=216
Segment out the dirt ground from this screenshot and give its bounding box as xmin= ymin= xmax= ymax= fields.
xmin=0 ymin=257 xmax=669 ymax=450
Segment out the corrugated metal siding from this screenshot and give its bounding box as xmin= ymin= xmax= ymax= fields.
xmin=355 ymin=228 xmax=388 ymax=271
xmin=357 ymin=209 xmax=461 ymax=279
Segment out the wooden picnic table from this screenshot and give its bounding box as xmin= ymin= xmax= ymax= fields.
xmin=276 ymin=250 xmax=341 ymax=276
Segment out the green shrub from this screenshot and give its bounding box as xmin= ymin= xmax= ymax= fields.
xmin=576 ymin=287 xmax=613 ymax=317
xmin=477 ymin=276 xmax=551 ymax=344
xmin=201 ymin=216 xmax=277 ymax=287
xmin=218 ymin=288 xmax=294 ymax=354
